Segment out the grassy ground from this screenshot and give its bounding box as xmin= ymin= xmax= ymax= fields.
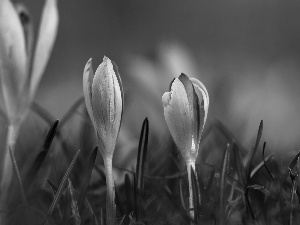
xmin=1 ymin=99 xmax=300 ymax=225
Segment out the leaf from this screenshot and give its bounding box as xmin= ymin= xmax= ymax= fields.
xmin=48 ymin=149 xmax=80 ymax=215
xmin=135 ymin=118 xmax=149 ymax=221
xmin=219 ymin=143 xmax=231 ymax=225
xmin=246 ymin=184 xmax=278 ymax=201
xmin=280 ymin=150 xmax=300 ymax=184
xmin=191 ymin=166 xmax=201 ymax=224
xmin=243 ymin=120 xmax=263 ymax=170
xmin=77 ymin=147 xmax=97 ymax=212
xmin=9 ymin=147 xmax=27 ymax=205
xmin=124 ymin=174 xmax=134 ymax=213
xmin=26 ymin=119 xmax=59 ymax=184
xmin=60 ymin=96 xmax=84 ymax=127
xmin=232 ymin=141 xmax=247 ymax=186
xmin=68 ymin=179 xmax=81 ymax=225
xmin=250 ymin=153 xmax=274 ymax=179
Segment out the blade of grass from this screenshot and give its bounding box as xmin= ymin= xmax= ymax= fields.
xmin=124 ymin=174 xmax=133 ymax=213
xmin=60 ymin=96 xmax=85 ymax=127
xmin=26 ymin=120 xmax=59 ymax=183
xmin=47 ymin=180 xmax=58 ymax=194
xmin=289 ymin=167 xmax=298 ymax=225
xmin=191 ymin=166 xmax=201 ymax=224
xmin=280 ymin=150 xmax=300 ymax=184
xmin=243 ymin=120 xmax=263 ymax=171
xmin=262 ymin=142 xmax=275 ymax=180
xmin=78 ymin=147 xmax=97 ymax=212
xmin=135 ymin=118 xmax=149 ymax=221
xmin=246 ymin=184 xmax=278 ymax=201
xmin=9 ymin=147 xmax=27 ymax=206
xmin=179 ymin=179 xmax=187 ymax=211
xmin=250 ymin=153 xmax=274 ymax=179
xmin=68 ymin=179 xmax=81 ymax=225
xmin=48 ymin=149 xmax=80 ymax=215
xmin=219 ymin=143 xmax=230 ymax=225
xmin=31 ymin=102 xmax=56 ymax=126
xmin=232 ymin=141 xmax=247 ymax=186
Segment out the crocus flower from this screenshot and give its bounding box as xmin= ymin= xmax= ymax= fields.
xmin=162 ymin=73 xmax=209 ymax=164
xmin=0 ymin=0 xmax=58 ymax=202
xmin=83 ymin=56 xmax=123 ymax=225
xmin=162 ymin=73 xmax=209 ymax=221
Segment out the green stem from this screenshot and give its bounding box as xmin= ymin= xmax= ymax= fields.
xmin=103 ymin=157 xmax=116 ymax=225
xmin=0 ymin=124 xmax=20 ymax=223
xmin=186 ymin=160 xmax=196 ymax=222
xmin=1 ymin=124 xmax=20 ymax=192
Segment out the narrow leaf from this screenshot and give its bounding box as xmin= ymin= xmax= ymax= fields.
xmin=9 ymin=147 xmax=27 ymax=205
xmin=68 ymin=179 xmax=81 ymax=225
xmin=78 ymin=147 xmax=97 ymax=211
xmin=232 ymin=141 xmax=247 ymax=185
xmin=26 ymin=120 xmax=59 ymax=182
xmin=48 ymin=149 xmax=80 ymax=215
xmin=219 ymin=143 xmax=230 ymax=225
xmin=135 ymin=118 xmax=149 ymax=221
xmin=243 ymin=120 xmax=263 ymax=170
xmin=60 ymin=96 xmax=84 ymax=127
xmin=191 ymin=166 xmax=201 ymax=224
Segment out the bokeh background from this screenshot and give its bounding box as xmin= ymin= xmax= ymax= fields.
xmin=9 ymin=0 xmax=300 ymax=157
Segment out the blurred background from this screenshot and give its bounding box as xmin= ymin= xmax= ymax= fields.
xmin=9 ymin=0 xmax=300 ymax=158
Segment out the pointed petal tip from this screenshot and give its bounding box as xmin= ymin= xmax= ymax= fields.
xmin=162 ymin=92 xmax=172 ymax=107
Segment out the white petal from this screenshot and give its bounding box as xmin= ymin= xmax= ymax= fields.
xmin=92 ymin=56 xmax=121 ymax=157
xmin=0 ymin=0 xmax=28 ymax=124
xmin=162 ymin=78 xmax=194 ymax=162
xmin=29 ymin=0 xmax=59 ymax=99
xmin=83 ymin=58 xmax=95 ymax=126
xmin=190 ymin=78 xmax=209 ymax=143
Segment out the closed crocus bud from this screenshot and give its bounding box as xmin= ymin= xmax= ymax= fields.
xmin=83 ymin=56 xmax=123 ymax=159
xmin=83 ymin=56 xmax=123 ymax=225
xmin=162 ymin=73 xmax=209 ymax=164
xmin=162 ymin=73 xmax=209 ymax=221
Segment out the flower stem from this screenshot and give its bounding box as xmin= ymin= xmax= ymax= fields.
xmin=103 ymin=157 xmax=116 ymax=225
xmin=186 ymin=160 xmax=196 ymax=223
xmin=0 ymin=124 xmax=20 ymax=223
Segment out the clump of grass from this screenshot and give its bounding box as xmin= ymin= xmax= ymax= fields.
xmin=1 ymin=99 xmax=300 ymax=225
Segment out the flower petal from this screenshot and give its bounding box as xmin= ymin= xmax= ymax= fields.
xmin=29 ymin=0 xmax=59 ymax=99
xmin=178 ymin=73 xmax=200 ymax=147
xmin=0 ymin=0 xmax=28 ymax=124
xmin=83 ymin=58 xmax=95 ymax=126
xmin=13 ymin=2 xmax=34 ymax=60
xmin=162 ymin=78 xmax=195 ymax=162
xmin=92 ymin=56 xmax=122 ymax=157
xmin=111 ymin=60 xmax=124 ymax=133
xmin=190 ymin=78 xmax=209 ymax=143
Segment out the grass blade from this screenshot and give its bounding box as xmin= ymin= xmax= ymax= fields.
xmin=262 ymin=142 xmax=275 ymax=180
xmin=60 ymin=96 xmax=85 ymax=127
xmin=68 ymin=179 xmax=81 ymax=225
xmin=124 ymin=174 xmax=134 ymax=213
xmin=219 ymin=143 xmax=231 ymax=225
xmin=78 ymin=147 xmax=97 ymax=212
xmin=31 ymin=102 xmax=56 ymax=126
xmin=9 ymin=147 xmax=27 ymax=205
xmin=135 ymin=118 xmax=149 ymax=221
xmin=26 ymin=120 xmax=59 ymax=183
xmin=280 ymin=150 xmax=300 ymax=184
xmin=232 ymin=141 xmax=247 ymax=186
xmin=48 ymin=149 xmax=80 ymax=215
xmin=243 ymin=120 xmax=263 ymax=170
xmin=191 ymin=166 xmax=201 ymax=224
